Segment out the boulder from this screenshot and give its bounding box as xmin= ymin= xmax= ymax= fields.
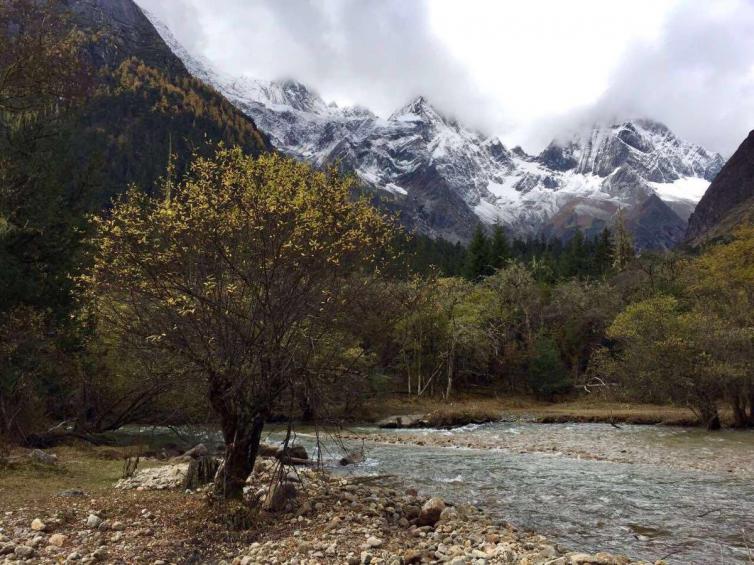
xmin=29 ymin=449 xmax=57 ymax=465
xmin=282 ymin=445 xmax=308 ymax=460
xmin=86 ymin=514 xmax=103 ymax=529
xmin=262 ymin=481 xmax=297 ymax=512
xmin=339 ymin=451 xmax=364 ymax=466
xmin=417 ymin=497 xmax=446 ymax=526
xmin=258 ymin=443 xmax=281 ymax=458
xmin=183 ymin=443 xmax=208 ymax=459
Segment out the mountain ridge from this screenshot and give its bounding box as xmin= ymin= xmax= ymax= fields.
xmin=144 ymin=8 xmax=724 ymax=249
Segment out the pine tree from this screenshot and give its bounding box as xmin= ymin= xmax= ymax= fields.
xmin=612 ymin=209 xmax=635 ymax=271
xmin=463 ymin=225 xmax=491 ymax=280
xmin=560 ymin=230 xmax=586 ymax=278
xmin=594 ymin=227 xmax=613 ymax=275
xmin=489 ymin=224 xmax=510 ymax=270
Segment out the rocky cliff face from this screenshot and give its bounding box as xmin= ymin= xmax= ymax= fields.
xmin=145 ymin=10 xmax=724 ymax=249
xmin=67 ymin=0 xmax=187 ymax=72
xmin=686 ymin=130 xmax=754 ymax=244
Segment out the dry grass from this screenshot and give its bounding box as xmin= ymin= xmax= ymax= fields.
xmin=0 ymin=444 xmax=161 ymax=508
xmin=364 ymin=393 xmax=709 ymax=427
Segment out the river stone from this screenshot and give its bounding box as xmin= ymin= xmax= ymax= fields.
xmin=0 ymin=543 xmax=14 ymax=556
xmin=366 ymin=536 xmax=382 ymax=548
xmin=49 ymin=534 xmax=67 ymax=547
xmin=31 ymin=518 xmax=46 ymax=531
xmin=439 ymin=506 xmax=459 ymax=523
xmin=418 ymin=497 xmax=446 ymax=526
xmin=86 ymin=514 xmax=102 ymax=528
xmin=339 ymin=451 xmax=364 ymax=466
xmin=14 ymin=545 xmax=34 ymax=558
xmin=403 ymin=549 xmax=424 ymax=564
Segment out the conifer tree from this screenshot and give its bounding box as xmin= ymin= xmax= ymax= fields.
xmin=489 ymin=224 xmax=510 ymax=270
xmin=560 ymin=230 xmax=586 ymax=278
xmin=594 ymin=227 xmax=613 ymax=275
xmin=463 ymin=225 xmax=491 ymax=280
xmin=612 ymin=209 xmax=635 ymax=271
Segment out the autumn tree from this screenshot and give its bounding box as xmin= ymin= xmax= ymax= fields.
xmin=597 ymin=295 xmax=751 ymax=429
xmin=685 ymin=227 xmax=754 ymax=426
xmin=86 ymin=148 xmax=393 ymax=498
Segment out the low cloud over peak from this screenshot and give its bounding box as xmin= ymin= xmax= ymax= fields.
xmin=137 ymin=0 xmax=754 ymax=156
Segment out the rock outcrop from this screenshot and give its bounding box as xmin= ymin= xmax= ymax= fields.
xmin=687 ymin=130 xmax=754 ymax=244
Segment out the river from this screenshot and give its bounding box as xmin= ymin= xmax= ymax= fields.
xmin=270 ymin=422 xmax=754 ymax=564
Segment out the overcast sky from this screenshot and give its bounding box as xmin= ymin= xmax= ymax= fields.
xmin=137 ymin=0 xmax=754 ymax=156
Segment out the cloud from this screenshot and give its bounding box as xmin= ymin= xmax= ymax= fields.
xmin=137 ymin=0 xmax=754 ymax=156
xmin=535 ymin=0 xmax=754 ymax=156
xmin=136 ymin=0 xmax=502 ymax=132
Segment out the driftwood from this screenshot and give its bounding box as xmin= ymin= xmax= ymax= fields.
xmin=277 ymin=455 xmax=313 ymax=466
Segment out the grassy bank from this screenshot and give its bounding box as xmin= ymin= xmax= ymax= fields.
xmin=363 ymin=394 xmax=718 ymax=427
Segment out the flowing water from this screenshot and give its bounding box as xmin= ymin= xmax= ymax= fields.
xmin=270 ymin=422 xmax=754 ymax=564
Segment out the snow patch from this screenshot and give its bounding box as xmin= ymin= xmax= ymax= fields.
xmin=650 ymin=177 xmax=709 ymax=203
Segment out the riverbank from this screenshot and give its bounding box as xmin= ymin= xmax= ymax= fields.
xmin=0 ymin=445 xmax=661 ymax=564
xmin=364 ymin=395 xmax=716 ymax=428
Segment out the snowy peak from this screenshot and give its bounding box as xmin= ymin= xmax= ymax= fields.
xmin=389 ymin=96 xmax=449 ymax=126
xmin=142 ymin=7 xmax=726 ymax=248
xmin=246 ymin=79 xmax=330 ymax=114
xmin=541 ymin=119 xmax=724 ymax=183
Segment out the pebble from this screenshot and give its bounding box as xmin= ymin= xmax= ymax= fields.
xmin=366 ymin=536 xmax=383 ymax=548
xmin=49 ymin=533 xmax=68 ymax=547
xmin=31 ymin=518 xmax=47 ymax=531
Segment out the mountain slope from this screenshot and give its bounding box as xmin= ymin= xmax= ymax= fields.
xmin=686 ymin=130 xmax=754 ymax=244
xmin=64 ymin=0 xmax=269 ymax=204
xmin=145 ymin=10 xmax=723 ymax=249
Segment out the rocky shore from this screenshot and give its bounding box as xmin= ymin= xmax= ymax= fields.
xmin=0 ymin=447 xmax=666 ymax=565
xmin=340 ymin=423 xmax=752 ymax=478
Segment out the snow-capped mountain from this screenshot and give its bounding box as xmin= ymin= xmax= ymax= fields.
xmin=146 ymin=10 xmax=724 ymax=249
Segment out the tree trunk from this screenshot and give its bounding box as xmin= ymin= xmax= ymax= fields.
xmin=697 ymin=402 xmax=721 ymax=431
xmin=214 ymin=413 xmax=264 ymax=499
xmin=749 ymin=385 xmax=754 ymax=427
xmin=730 ymin=393 xmax=747 ymax=428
